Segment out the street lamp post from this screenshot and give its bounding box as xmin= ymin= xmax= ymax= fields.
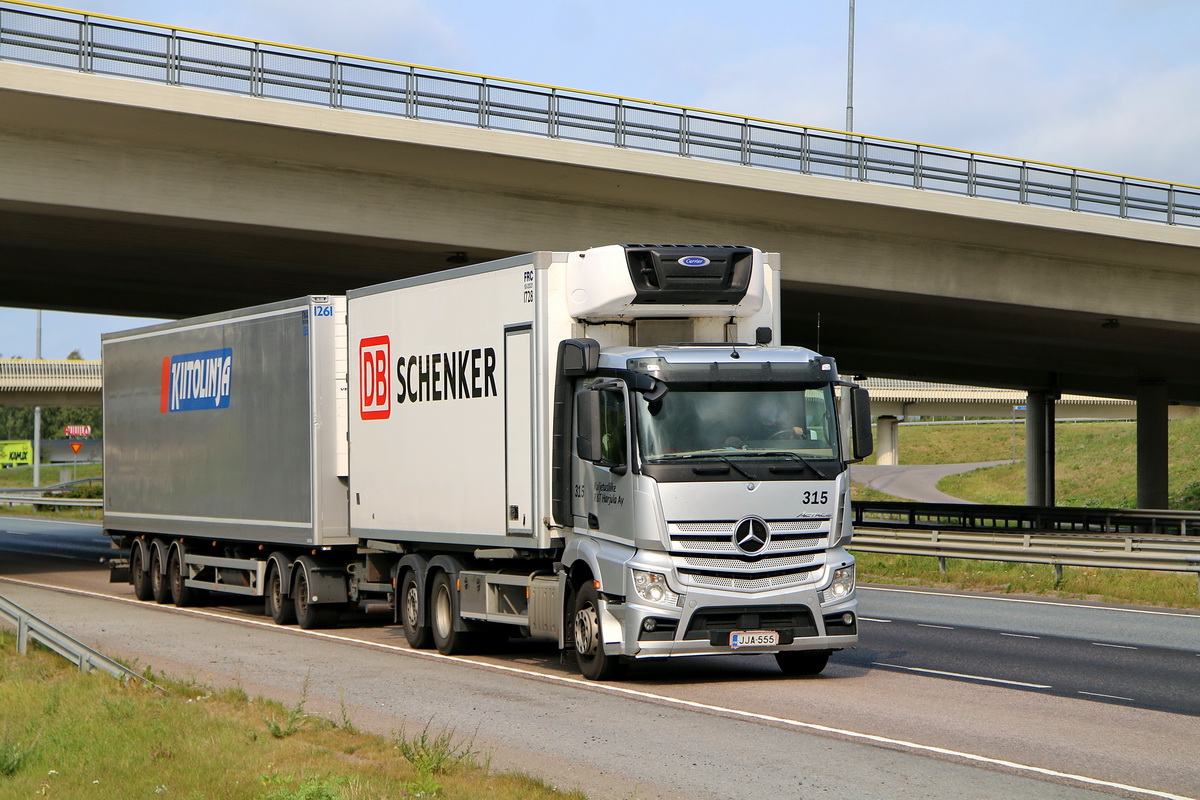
xmin=33 ymin=310 xmax=41 ymax=488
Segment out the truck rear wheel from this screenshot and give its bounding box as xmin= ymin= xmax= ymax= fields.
xmin=130 ymin=544 xmax=153 ymax=601
xmin=293 ymin=566 xmax=339 ymax=630
xmin=168 ymin=548 xmax=202 ymax=607
xmin=149 ymin=545 xmax=171 ymax=605
xmin=430 ymin=572 xmax=472 ymax=655
xmin=775 ymin=650 xmax=831 ymax=676
xmin=400 ymin=570 xmax=432 ymax=649
xmin=265 ymin=563 xmax=296 ymax=625
xmin=572 ymin=582 xmax=624 ymax=681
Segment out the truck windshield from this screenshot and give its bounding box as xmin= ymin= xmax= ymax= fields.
xmin=636 ymin=385 xmax=841 ymax=463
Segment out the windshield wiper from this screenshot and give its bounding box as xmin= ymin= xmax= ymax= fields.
xmin=650 ymin=452 xmax=755 ymax=480
xmin=735 ymin=450 xmax=834 ymax=479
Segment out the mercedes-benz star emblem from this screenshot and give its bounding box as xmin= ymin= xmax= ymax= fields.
xmin=733 ymin=517 xmax=770 ymax=555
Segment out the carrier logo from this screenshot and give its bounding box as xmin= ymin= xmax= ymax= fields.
xmin=679 ymin=256 xmax=711 ymax=267
xmin=360 ymin=336 xmax=391 ymax=420
xmin=160 ymin=348 xmax=233 ymax=413
xmin=733 ymin=517 xmax=770 ymax=556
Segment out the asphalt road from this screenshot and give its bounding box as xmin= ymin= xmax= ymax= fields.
xmin=1 ymin=519 xmax=1198 ymax=799
xmin=851 ymin=461 xmax=1016 ymax=503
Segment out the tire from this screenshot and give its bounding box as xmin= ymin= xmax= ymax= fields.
xmin=400 ymin=570 xmax=432 ymax=649
xmin=168 ymin=547 xmax=202 ymax=607
xmin=293 ymin=565 xmax=339 ymax=630
xmin=130 ymin=544 xmax=153 ymax=602
xmin=775 ymin=649 xmax=831 ymax=676
xmin=265 ymin=562 xmax=296 ymax=626
xmin=572 ymin=582 xmax=624 ymax=681
xmin=429 ymin=572 xmax=472 ymax=655
xmin=149 ymin=545 xmax=171 ymax=605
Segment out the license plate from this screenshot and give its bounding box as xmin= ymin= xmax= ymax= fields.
xmin=729 ymin=630 xmax=779 ymax=650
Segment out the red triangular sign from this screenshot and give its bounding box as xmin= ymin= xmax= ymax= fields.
xmin=69 ymin=442 xmax=83 ymax=454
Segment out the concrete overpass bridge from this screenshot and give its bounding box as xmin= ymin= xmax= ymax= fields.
xmin=2 ymin=1 xmax=1200 ymax=506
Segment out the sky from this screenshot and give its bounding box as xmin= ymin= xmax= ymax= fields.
xmin=3 ymin=0 xmax=1200 ymax=359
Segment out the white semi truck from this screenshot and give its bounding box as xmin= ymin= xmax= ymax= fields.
xmin=103 ymin=244 xmax=872 ymax=680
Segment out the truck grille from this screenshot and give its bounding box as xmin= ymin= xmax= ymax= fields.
xmin=667 ymin=520 xmax=829 ymax=592
xmin=684 ymin=605 xmax=817 ymax=642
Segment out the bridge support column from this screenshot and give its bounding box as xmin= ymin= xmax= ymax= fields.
xmin=1137 ymin=380 xmax=1169 ymax=509
xmin=1025 ymin=391 xmax=1056 ymax=506
xmin=875 ymin=415 xmax=899 ymax=465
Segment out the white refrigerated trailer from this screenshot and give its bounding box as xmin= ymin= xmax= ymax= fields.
xmin=104 ymin=244 xmax=872 ymax=679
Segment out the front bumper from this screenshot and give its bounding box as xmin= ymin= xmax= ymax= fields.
xmin=605 ymin=582 xmax=858 ymax=659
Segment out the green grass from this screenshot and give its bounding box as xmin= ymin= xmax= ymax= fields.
xmin=0 ymin=463 xmax=103 ymax=520
xmin=0 ymin=631 xmax=586 ymax=800
xmin=872 ymin=416 xmax=1200 ymax=509
xmin=853 ymin=552 xmax=1200 ymax=609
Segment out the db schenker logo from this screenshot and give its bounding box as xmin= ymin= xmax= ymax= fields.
xmin=360 ymin=336 xmax=390 ymax=420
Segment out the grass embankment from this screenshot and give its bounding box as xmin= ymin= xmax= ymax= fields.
xmin=0 ymin=630 xmax=583 ymax=800
xmin=0 ymin=463 xmax=103 ymax=520
xmin=850 ymin=416 xmax=1200 ymax=609
xmin=883 ymin=415 xmax=1200 ymax=508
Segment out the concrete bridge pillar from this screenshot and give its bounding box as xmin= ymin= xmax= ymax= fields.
xmin=1025 ymin=390 xmax=1056 ymax=506
xmin=1137 ymin=380 xmax=1169 ymax=509
xmin=875 ymin=415 xmax=899 ymax=465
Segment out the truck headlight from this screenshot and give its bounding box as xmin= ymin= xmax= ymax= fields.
xmin=829 ymin=565 xmax=855 ymax=599
xmin=631 ymin=570 xmax=680 ymax=606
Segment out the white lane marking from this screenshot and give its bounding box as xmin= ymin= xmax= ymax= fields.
xmin=861 ymin=586 xmax=1200 ymax=619
xmin=874 ymin=662 xmax=1052 ymax=689
xmin=1093 ymin=643 xmax=1138 ymax=650
xmin=917 ymin=623 xmax=954 ymax=629
xmin=859 ymin=617 xmax=891 ymax=623
xmin=1079 ymin=691 xmax=1136 ymax=702
xmin=2 ymin=576 xmax=1193 ymax=800
xmin=1000 ymin=633 xmax=1040 ymax=639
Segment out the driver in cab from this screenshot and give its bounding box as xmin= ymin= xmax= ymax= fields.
xmin=724 ymin=398 xmax=806 ymax=449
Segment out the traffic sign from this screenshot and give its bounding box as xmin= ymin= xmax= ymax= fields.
xmin=69 ymin=442 xmax=83 ymax=454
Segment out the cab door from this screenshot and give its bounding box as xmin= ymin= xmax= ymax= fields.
xmin=572 ymin=380 xmax=636 ymax=539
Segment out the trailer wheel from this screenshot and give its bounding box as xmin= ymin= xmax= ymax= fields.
xmin=293 ymin=566 xmax=339 ymax=630
xmin=430 ymin=572 xmax=472 ymax=655
xmin=130 ymin=544 xmax=153 ymax=602
xmin=572 ymin=582 xmax=624 ymax=681
xmin=265 ymin=563 xmax=296 ymax=626
xmin=400 ymin=570 xmax=432 ymax=649
xmin=168 ymin=548 xmax=202 ymax=607
xmin=149 ymin=545 xmax=171 ymax=605
xmin=775 ymin=650 xmax=831 ymax=676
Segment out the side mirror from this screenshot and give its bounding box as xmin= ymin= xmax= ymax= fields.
xmin=850 ymin=387 xmax=873 ymax=461
xmin=558 ymin=338 xmax=600 ymax=377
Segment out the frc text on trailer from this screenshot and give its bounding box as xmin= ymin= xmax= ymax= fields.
xmin=104 ymin=244 xmax=872 ymax=680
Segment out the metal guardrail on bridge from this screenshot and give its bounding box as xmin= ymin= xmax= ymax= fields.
xmin=2 ymin=1 xmax=1198 ymax=228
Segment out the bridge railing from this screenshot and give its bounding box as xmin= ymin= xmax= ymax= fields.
xmin=2 ymin=1 xmax=1199 ymax=228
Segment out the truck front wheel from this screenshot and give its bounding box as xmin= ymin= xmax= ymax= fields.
xmin=775 ymin=649 xmax=831 ymax=676
xmin=572 ymin=582 xmax=624 ymax=681
xmin=400 ymin=570 xmax=432 ymax=649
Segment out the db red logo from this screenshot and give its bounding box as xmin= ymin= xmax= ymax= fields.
xmin=359 ymin=336 xmax=390 ymax=420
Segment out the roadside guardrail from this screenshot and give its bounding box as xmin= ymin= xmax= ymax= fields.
xmin=1 ymin=1 xmax=1198 ymax=228
xmin=851 ymin=501 xmax=1200 ymax=596
xmin=0 ymin=593 xmax=157 ymax=685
